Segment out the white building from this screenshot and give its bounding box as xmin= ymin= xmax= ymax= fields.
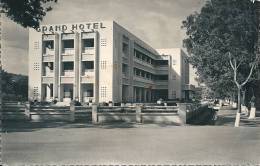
xmin=28 ymin=21 xmax=191 ymax=104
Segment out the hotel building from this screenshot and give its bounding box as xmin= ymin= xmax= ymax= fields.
xmin=28 ymin=21 xmax=191 ymax=103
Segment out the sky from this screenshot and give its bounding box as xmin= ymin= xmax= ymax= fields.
xmin=2 ymin=0 xmax=205 ymax=75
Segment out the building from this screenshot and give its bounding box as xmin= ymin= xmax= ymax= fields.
xmin=28 ymin=21 xmax=191 ymax=104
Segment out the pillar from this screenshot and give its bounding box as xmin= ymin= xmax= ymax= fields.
xmin=46 ymin=84 xmax=51 ymax=100
xmin=94 ymin=32 xmax=99 ymax=104
xmin=138 ymin=88 xmax=142 ymax=102
xmin=92 ymin=104 xmax=98 ymax=124
xmin=69 ymin=102 xmax=75 ymax=122
xmin=74 ymin=32 xmax=79 ymax=100
xmin=136 ymin=105 xmax=142 ymax=123
xmin=78 ymin=33 xmax=82 ymax=102
xmin=54 ymin=33 xmax=59 ymax=100
xmin=144 ymin=89 xmax=147 ymax=103
xmin=58 ymin=34 xmax=62 ymax=101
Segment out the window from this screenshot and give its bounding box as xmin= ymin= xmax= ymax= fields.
xmin=84 ymin=90 xmax=93 ymax=97
xmin=83 ymin=38 xmax=94 ymax=48
xmin=155 ymin=60 xmax=168 ymax=66
xmin=146 ymin=73 xmax=149 ymax=79
xmin=43 ymin=62 xmax=54 ymax=75
xmin=63 ymin=62 xmax=74 ymax=71
xmin=63 ymin=40 xmax=74 ymax=49
xmin=50 ymin=84 xmax=53 ymax=97
xmin=122 ymin=42 xmax=129 ymax=54
xmin=122 ymin=64 xmax=128 ymax=75
xmin=84 ymin=61 xmax=94 ymax=70
xmin=44 ymin=40 xmax=54 ymax=50
xmin=48 ymin=62 xmax=54 ymax=70
xmin=141 ymin=71 xmax=145 ymax=77
xmin=155 ymin=75 xmax=168 ymax=80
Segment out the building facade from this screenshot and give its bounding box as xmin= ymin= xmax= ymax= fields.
xmin=29 ymin=21 xmax=191 ymax=103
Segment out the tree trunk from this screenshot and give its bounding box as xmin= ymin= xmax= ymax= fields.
xmin=242 ymin=90 xmax=245 ymax=106
xmin=235 ymin=86 xmax=241 ymax=127
xmin=238 ymin=87 xmax=241 ymax=113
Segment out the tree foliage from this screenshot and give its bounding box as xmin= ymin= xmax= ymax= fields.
xmin=0 ymin=0 xmax=57 ymax=29
xmin=182 ymin=0 xmax=259 ymax=98
xmin=1 ymin=70 xmax=28 ymax=101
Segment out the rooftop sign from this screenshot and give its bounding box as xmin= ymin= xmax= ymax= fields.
xmin=36 ymin=22 xmax=106 ymax=33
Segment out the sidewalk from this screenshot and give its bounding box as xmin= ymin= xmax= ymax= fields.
xmin=215 ymin=106 xmax=260 ymax=127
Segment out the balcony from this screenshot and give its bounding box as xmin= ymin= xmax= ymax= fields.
xmin=62 ymin=70 xmax=74 ymax=77
xmin=62 ymin=48 xmax=74 ymax=55
xmin=134 ymin=58 xmax=154 ymax=69
xmin=156 ymin=66 xmax=169 ymax=75
xmin=43 ymin=70 xmax=54 ymax=77
xmin=43 ymin=49 xmax=54 ymax=56
xmin=82 ymin=47 xmax=95 ymax=55
xmin=81 ymin=73 xmax=95 ymax=83
xmin=60 ymin=76 xmax=74 ymax=84
xmin=42 ymin=62 xmax=54 ymax=77
xmin=155 ymin=80 xmax=168 ymax=89
xmin=42 ymin=76 xmax=54 ymax=84
xmin=133 ymin=75 xmax=154 ymax=84
xmin=82 ymin=69 xmax=94 ymax=76
xmin=43 ymin=40 xmax=54 ymax=56
xmin=43 ymin=55 xmax=54 ymax=62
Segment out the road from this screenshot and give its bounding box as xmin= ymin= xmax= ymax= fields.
xmin=1 ymin=120 xmax=260 ymax=165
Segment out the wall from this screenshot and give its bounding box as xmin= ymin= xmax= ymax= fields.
xmin=156 ymin=48 xmax=183 ymax=99
xmin=28 ymin=29 xmax=43 ymax=101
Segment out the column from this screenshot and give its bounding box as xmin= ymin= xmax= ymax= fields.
xmin=74 ymin=32 xmax=79 ymax=100
xmin=144 ymin=89 xmax=147 ymax=103
xmin=58 ymin=34 xmax=62 ymax=101
xmin=134 ymin=87 xmax=136 ymax=102
xmin=94 ymin=32 xmax=99 ymax=103
xmin=139 ymin=88 xmax=142 ymax=102
xmin=54 ymin=33 xmax=59 ymax=100
xmin=78 ymin=33 xmax=82 ymax=102
xmin=46 ymin=84 xmax=51 ymax=100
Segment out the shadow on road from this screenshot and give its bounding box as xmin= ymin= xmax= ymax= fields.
xmin=2 ymin=120 xmax=142 ymax=133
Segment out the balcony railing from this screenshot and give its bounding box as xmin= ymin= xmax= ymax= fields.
xmin=82 ymin=69 xmax=94 ymax=76
xmin=62 ymin=70 xmax=74 ymax=76
xmin=62 ymin=48 xmax=74 ymax=55
xmin=43 ymin=49 xmax=54 ymax=56
xmin=82 ymin=47 xmax=95 ymax=54
xmin=43 ymin=71 xmax=54 ymax=77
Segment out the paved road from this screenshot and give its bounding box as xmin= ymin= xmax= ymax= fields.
xmin=2 ymin=120 xmax=260 ymax=165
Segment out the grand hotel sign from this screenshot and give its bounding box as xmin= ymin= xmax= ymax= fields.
xmin=36 ymin=22 xmax=106 ymax=33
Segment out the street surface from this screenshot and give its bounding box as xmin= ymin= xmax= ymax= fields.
xmin=1 ymin=107 xmax=260 ymax=165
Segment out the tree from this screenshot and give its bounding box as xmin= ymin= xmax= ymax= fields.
xmin=182 ymin=0 xmax=259 ymax=127
xmin=0 ymin=0 xmax=57 ymax=105
xmin=0 ymin=0 xmax=57 ymax=28
xmin=1 ymin=70 xmax=28 ymax=101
